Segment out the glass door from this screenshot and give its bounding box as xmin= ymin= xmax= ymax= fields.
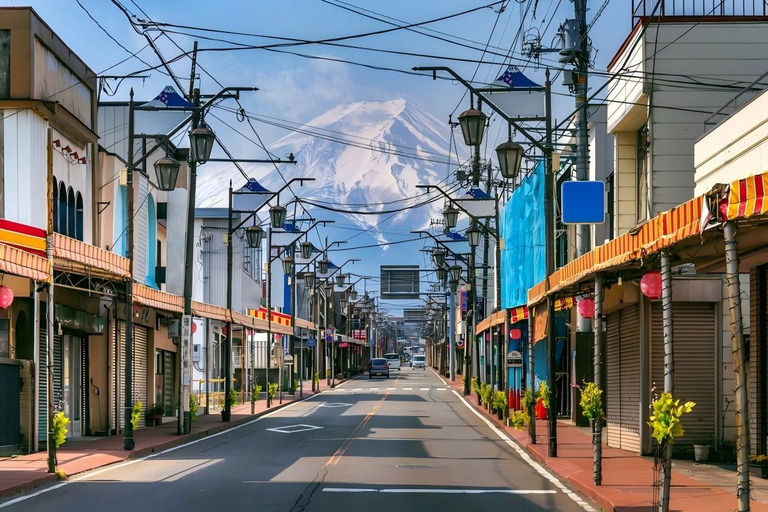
xmin=62 ymin=335 xmax=82 ymax=437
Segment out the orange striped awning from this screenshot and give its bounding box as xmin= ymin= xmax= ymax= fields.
xmin=0 ymin=242 xmax=51 ymax=282
xmin=726 ymin=172 xmax=768 ymax=219
xmin=476 ymin=316 xmax=491 ymax=334
xmin=53 ymin=234 xmax=130 ymax=279
xmin=192 ymin=301 xmax=228 ymax=322
xmin=133 ymin=284 xmax=184 ymax=313
xmin=509 ymin=305 xmax=528 ymax=323
xmin=527 ymin=194 xmax=704 ymax=306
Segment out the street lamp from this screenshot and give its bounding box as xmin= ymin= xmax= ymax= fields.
xmin=282 ymin=254 xmax=294 ymax=275
xmin=450 ymin=265 xmax=462 ymax=282
xmin=245 ymin=224 xmax=264 ymax=249
xmin=449 ymin=278 xmax=459 ymax=293
xmin=319 ymin=258 xmax=329 ymax=275
xmin=336 ymin=273 xmax=347 ymax=286
xmin=436 ymin=267 xmax=447 ymax=282
xmin=270 ymin=204 xmax=286 ymax=227
xmin=153 ymin=156 xmax=181 ymax=192
xmin=302 ymin=271 xmax=316 ymax=289
xmin=432 ymin=247 xmax=446 ymax=267
xmin=300 ymin=241 xmax=312 ymax=259
xmin=496 ymin=140 xmax=524 ymax=180
xmin=189 ymin=123 xmax=216 ymax=164
xmin=458 ymin=107 xmax=487 ymax=146
xmin=466 ymin=222 xmax=481 ymax=248
xmin=340 ymin=297 xmax=348 ymax=309
xmin=349 ymin=289 xmax=358 ymax=301
xmin=443 ymin=204 xmax=459 ymax=229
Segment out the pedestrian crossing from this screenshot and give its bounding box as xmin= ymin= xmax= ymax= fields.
xmin=325 ymin=386 xmax=449 ymax=393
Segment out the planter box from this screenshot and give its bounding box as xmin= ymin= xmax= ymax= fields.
xmin=751 ymin=465 xmax=768 ymax=479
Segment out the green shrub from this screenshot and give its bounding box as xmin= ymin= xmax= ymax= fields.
xmin=227 ymin=387 xmax=238 ymax=408
xmin=189 ymin=394 xmax=198 ymax=422
xmin=313 ymin=373 xmax=320 ymax=386
xmin=268 ymin=382 xmax=278 ymax=399
xmin=52 ymin=411 xmax=69 ymax=449
xmin=510 ymin=410 xmax=530 ymax=431
xmin=521 ymin=388 xmax=535 ymax=411
xmin=131 ymin=401 xmax=142 ymax=431
xmin=538 ymin=381 xmax=551 ymax=409
xmin=494 ymin=390 xmax=508 ymax=411
xmin=293 ymin=379 xmax=299 ymax=393
xmin=252 ymin=384 xmax=262 ymax=402
xmin=579 ymin=382 xmax=603 ymax=420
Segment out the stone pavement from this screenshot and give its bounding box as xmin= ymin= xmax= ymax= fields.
xmin=0 ymin=377 xmax=343 ymax=499
xmin=441 ymin=372 xmax=768 ymax=512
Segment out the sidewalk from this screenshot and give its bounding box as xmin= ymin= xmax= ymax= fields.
xmin=0 ymin=377 xmax=343 ymax=499
xmin=442 ymin=373 xmax=768 ymax=512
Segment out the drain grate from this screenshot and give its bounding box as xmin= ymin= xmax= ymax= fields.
xmin=396 ymin=464 xmax=434 ymax=470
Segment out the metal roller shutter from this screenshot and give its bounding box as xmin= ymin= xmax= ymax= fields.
xmin=651 ymin=302 xmax=715 ymax=452
xmin=606 ymin=305 xmax=641 ymax=453
xmin=38 ymin=318 xmax=47 ymax=443
xmin=115 ymin=322 xmax=149 ymax=429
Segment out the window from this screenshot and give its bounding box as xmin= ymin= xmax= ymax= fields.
xmin=67 ymin=187 xmax=75 ymax=237
xmin=53 ymin=177 xmax=59 ymax=233
xmin=606 ymin=173 xmax=615 ymax=239
xmin=58 ymin=182 xmax=67 ymax=236
xmin=0 ymin=30 xmax=9 ymax=99
xmin=637 ymin=126 xmax=649 ymax=222
xmin=75 ymin=192 xmax=83 ymax=241
xmin=154 ymin=349 xmax=175 ymax=416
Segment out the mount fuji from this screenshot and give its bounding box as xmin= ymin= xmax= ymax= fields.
xmin=196 ymin=99 xmax=466 ymax=291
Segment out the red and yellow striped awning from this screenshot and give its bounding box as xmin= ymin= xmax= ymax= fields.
xmin=0 ymin=219 xmax=46 ymax=257
xmin=249 ymin=307 xmax=292 ymax=327
xmin=53 ymin=233 xmax=130 ymax=280
xmin=528 ymin=194 xmax=704 ymax=306
xmin=509 ymin=305 xmax=528 ymax=323
xmin=0 ymin=242 xmax=50 ymax=282
xmin=726 ymin=172 xmax=768 ymax=219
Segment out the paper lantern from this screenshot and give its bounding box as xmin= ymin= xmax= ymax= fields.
xmin=510 ymin=328 xmax=522 ymax=340
xmin=221 ymin=325 xmax=227 ymax=336
xmin=0 ymin=286 xmax=13 ymax=309
xmin=577 ymin=297 xmax=595 ymax=319
xmin=641 ymin=270 xmax=662 ymax=300
xmin=191 ymin=322 xmax=198 ymax=334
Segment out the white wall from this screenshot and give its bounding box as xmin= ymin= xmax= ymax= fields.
xmin=3 ymin=109 xmax=48 ymax=229
xmin=695 ymin=87 xmax=768 ymax=193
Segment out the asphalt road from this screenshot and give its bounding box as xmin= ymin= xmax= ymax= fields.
xmin=0 ymin=368 xmax=595 ymax=512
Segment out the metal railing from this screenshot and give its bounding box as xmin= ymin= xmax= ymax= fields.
xmin=632 ymin=0 xmax=768 ymax=25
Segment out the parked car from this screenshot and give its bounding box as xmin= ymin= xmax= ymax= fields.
xmin=384 ymin=353 xmax=401 ymax=371
xmin=369 ymin=358 xmax=390 ymax=379
xmin=411 ymin=354 xmax=426 ymax=370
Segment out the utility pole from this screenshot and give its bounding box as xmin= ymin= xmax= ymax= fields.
xmin=124 ymin=90 xmax=136 ymax=451
xmin=180 ymin=43 xmax=200 ymax=435
xmin=574 ymin=0 xmax=592 ymax=334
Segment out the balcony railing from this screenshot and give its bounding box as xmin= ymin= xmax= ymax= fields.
xmin=632 ymin=0 xmax=768 ymax=26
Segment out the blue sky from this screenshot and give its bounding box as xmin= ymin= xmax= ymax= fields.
xmin=11 ymin=0 xmax=630 ymax=149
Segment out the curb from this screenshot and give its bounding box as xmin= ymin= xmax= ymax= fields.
xmin=0 ymin=393 xmax=316 ymax=500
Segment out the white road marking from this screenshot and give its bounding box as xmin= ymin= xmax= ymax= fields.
xmin=353 ymin=388 xmax=362 ymax=391
xmin=0 ymin=394 xmax=319 ymax=509
xmin=370 ymin=387 xmax=379 ymax=391
xmin=436 ymin=388 xmax=446 ymax=391
xmin=403 ymin=387 xmax=413 ymax=391
xmin=386 ymin=387 xmax=396 ymax=390
xmin=322 ymin=488 xmax=556 ymax=495
xmin=451 ymin=388 xmax=596 ymax=511
xmin=266 ymin=424 xmax=323 ymax=434
xmin=420 ymin=388 xmax=430 ymax=391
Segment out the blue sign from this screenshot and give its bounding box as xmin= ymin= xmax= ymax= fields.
xmin=325 ymin=335 xmax=333 ymax=343
xmin=561 ymin=181 xmax=605 ymax=224
xmin=307 ymin=337 xmax=316 ymax=347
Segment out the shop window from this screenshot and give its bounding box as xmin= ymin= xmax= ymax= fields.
xmin=155 ymin=349 xmax=175 ymax=416
xmin=67 ymin=187 xmax=75 ymax=237
xmin=58 ymin=182 xmax=67 ymax=237
xmin=75 ymin=192 xmax=84 ymax=241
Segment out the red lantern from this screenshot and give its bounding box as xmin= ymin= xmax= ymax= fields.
xmin=191 ymin=322 xmax=198 ymax=334
xmin=577 ymin=297 xmax=595 ymax=319
xmin=221 ymin=325 xmax=227 ymax=336
xmin=0 ymin=286 xmax=13 ymax=309
xmin=510 ymin=328 xmax=522 ymax=340
xmin=641 ymin=270 xmax=662 ymax=300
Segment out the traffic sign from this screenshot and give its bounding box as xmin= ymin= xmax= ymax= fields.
xmin=307 ymin=337 xmax=316 ymax=347
xmin=325 ymin=328 xmax=333 ymax=336
xmin=456 ymin=338 xmax=465 ymax=348
xmin=325 ymin=335 xmax=333 ymax=343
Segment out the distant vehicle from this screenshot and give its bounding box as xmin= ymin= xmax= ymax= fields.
xmin=411 ymin=354 xmax=426 ymax=370
xmin=369 ymin=358 xmax=390 ymax=379
xmin=384 ymin=353 xmax=401 ymax=370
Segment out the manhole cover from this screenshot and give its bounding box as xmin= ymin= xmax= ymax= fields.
xmin=396 ymin=464 xmax=434 ymax=470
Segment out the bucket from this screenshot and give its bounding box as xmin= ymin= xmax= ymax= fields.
xmin=693 ymin=444 xmax=710 ymax=462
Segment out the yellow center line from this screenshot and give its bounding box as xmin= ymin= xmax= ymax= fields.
xmin=324 ymin=390 xmax=389 ymax=469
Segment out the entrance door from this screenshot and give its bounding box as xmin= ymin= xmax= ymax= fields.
xmin=62 ymin=335 xmax=83 ymax=438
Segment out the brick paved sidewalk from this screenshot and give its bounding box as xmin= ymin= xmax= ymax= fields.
xmin=0 ymin=377 xmax=344 ymax=499
xmin=440 ymin=371 xmax=768 ymax=512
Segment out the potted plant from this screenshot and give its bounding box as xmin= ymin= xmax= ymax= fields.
xmin=510 ymin=410 xmax=530 ymax=431
xmin=536 ymin=381 xmax=550 ymax=420
xmin=472 ymin=378 xmax=481 ymax=405
xmin=148 ymin=403 xmax=165 ymax=427
xmin=494 ymin=391 xmax=507 ymax=420
xmin=189 ymin=394 xmax=198 ymax=424
xmin=267 ymin=382 xmax=278 ymax=405
xmin=131 ymin=401 xmax=142 ymax=431
xmin=252 ymin=384 xmax=262 ymax=402
xmin=750 ymin=455 xmax=768 ymax=478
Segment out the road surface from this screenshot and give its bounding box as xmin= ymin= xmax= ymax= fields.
xmin=0 ymin=368 xmax=595 ymax=511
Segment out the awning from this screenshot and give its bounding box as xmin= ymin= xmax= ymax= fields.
xmin=0 ymin=242 xmax=50 ymax=282
xmin=133 ymin=284 xmax=184 ymax=313
xmin=294 ymin=317 xmax=316 ymax=331
xmin=192 ymin=301 xmax=227 ymax=322
xmin=527 ymin=194 xmax=703 ymax=307
xmin=53 ymin=233 xmax=130 ymax=280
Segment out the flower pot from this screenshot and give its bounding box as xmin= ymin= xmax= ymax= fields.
xmin=750 ymin=464 xmax=768 ymax=479
xmin=535 ymin=398 xmax=548 ymax=420
xmin=497 ymin=409 xmax=504 ymax=420
xmin=221 ymin=410 xmax=231 ymax=422
xmin=693 ymin=444 xmax=711 ymax=462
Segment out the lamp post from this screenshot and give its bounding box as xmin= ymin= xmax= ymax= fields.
xmin=224 ymin=178 xmax=308 ymax=420
xmin=415 ymin=65 xmax=556 ymax=456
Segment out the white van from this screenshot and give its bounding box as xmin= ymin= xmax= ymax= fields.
xmin=384 ymin=353 xmax=401 ymax=371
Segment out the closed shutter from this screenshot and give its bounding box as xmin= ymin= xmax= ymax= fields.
xmin=115 ymin=322 xmax=149 ymax=429
xmin=651 ymin=302 xmax=716 ymax=452
xmin=53 ymin=335 xmax=62 ymax=414
xmin=606 ymin=305 xmax=641 ymax=453
xmin=38 ymin=315 xmax=47 ymax=442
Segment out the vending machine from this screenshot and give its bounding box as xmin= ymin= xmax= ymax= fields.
xmin=506 ymin=350 xmax=524 ymax=411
